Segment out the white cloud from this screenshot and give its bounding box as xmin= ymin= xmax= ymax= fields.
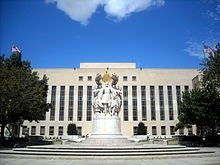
xmin=46 ymin=0 xmax=165 ymax=25
xmin=184 ymin=41 xmax=204 ymax=59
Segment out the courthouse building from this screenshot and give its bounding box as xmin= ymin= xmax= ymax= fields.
xmin=22 ymin=63 xmax=199 ymax=138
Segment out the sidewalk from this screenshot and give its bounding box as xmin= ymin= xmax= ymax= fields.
xmin=0 ymin=147 xmax=220 ymax=165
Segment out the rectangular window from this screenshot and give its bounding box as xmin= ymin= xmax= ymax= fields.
xmin=123 ymin=76 xmax=128 ymax=81
xmin=59 ymin=86 xmax=65 ymax=121
xmin=167 ymin=86 xmax=174 ymax=120
xmin=22 ymin=126 xmax=27 ymax=135
xmin=133 ymin=127 xmax=138 ymax=135
xmin=179 ymin=128 xmax=184 ymax=135
xmin=184 ymin=85 xmax=189 ymax=92
xmin=49 ymin=126 xmax=54 ymax=136
xmin=58 ymin=126 xmax=63 ymax=136
xmin=161 ymin=126 xmax=166 ymax=135
xmin=40 ymin=126 xmax=45 ymax=135
xmin=87 ymin=86 xmax=92 ymax=121
xmin=50 ymin=86 xmax=56 ymax=121
xmin=170 ymin=126 xmax=175 ymax=135
xmin=159 ymin=86 xmax=165 ymax=120
xmin=123 ymin=86 xmax=129 ymax=121
xmin=188 ymin=126 xmax=193 ymax=135
xmin=132 ymin=86 xmax=138 ymax=121
xmin=31 ymin=126 xmax=36 ymax=135
xmin=77 ymin=86 xmax=83 ymax=121
xmin=150 ymin=86 xmax=156 ymax=120
xmin=77 ymin=127 xmax=82 ymax=136
xmin=132 ymin=76 xmax=136 ymax=81
xmin=87 ymin=76 xmax=92 ymax=81
xmin=68 ymin=86 xmax=74 ymax=121
xmin=152 ymin=126 xmax=157 ymax=135
xmin=79 ymin=76 xmax=83 ymax=81
xmin=141 ymin=86 xmax=147 ymax=121
xmin=176 ymin=86 xmax=181 ymax=116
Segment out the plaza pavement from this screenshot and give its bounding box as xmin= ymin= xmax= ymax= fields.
xmin=0 ymin=147 xmax=220 ymax=165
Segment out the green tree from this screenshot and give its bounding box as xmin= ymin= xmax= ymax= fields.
xmin=67 ymin=123 xmax=77 ymax=135
xmin=0 ymin=53 xmax=50 ymax=140
xmin=176 ymin=43 xmax=220 ymax=137
xmin=137 ymin=122 xmax=146 ymax=135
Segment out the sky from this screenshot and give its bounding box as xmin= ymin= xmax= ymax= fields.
xmin=0 ymin=0 xmax=219 ymax=69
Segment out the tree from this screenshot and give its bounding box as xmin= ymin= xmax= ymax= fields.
xmin=67 ymin=123 xmax=77 ymax=135
xmin=176 ymin=43 xmax=220 ymax=137
xmin=0 ymin=53 xmax=50 ymax=140
xmin=137 ymin=122 xmax=146 ymax=135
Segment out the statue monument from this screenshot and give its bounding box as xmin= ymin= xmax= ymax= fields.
xmin=91 ymin=71 xmax=123 ymax=138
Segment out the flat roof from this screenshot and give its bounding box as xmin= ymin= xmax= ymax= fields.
xmin=80 ymin=63 xmax=136 ymax=68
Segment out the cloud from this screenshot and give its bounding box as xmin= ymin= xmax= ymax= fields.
xmin=46 ymin=0 xmax=165 ymax=25
xmin=184 ymin=41 xmax=204 ymax=59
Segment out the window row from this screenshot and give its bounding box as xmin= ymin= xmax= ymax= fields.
xmin=133 ymin=126 xmax=193 ymax=136
xmin=78 ymin=76 xmax=137 ymax=81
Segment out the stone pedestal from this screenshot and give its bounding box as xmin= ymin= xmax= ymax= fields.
xmin=91 ymin=115 xmax=122 ymax=138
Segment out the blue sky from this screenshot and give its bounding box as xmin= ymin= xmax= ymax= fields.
xmin=0 ymin=0 xmax=219 ymax=68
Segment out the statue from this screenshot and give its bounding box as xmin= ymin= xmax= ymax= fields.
xmin=93 ymin=71 xmax=122 ymax=117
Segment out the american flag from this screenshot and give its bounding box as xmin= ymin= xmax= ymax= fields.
xmin=203 ymin=45 xmax=213 ymax=54
xmin=12 ymin=44 xmax=22 ymax=54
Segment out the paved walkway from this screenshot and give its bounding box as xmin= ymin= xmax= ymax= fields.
xmin=0 ymin=147 xmax=220 ymax=165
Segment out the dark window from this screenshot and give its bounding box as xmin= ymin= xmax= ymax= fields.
xmin=123 ymin=76 xmax=128 ymax=81
xmin=59 ymin=86 xmax=65 ymax=121
xmin=77 ymin=127 xmax=82 ymax=136
xmin=176 ymin=86 xmax=181 ymax=116
xmin=22 ymin=126 xmax=27 ymax=135
xmin=58 ymin=126 xmax=63 ymax=136
xmin=141 ymin=86 xmax=147 ymax=121
xmin=188 ymin=126 xmax=193 ymax=135
xmin=132 ymin=76 xmax=136 ymax=81
xmin=133 ymin=127 xmax=138 ymax=135
xmin=170 ymin=126 xmax=175 ymax=135
xmin=68 ymin=86 xmax=74 ymax=121
xmin=77 ymin=86 xmax=83 ymax=121
xmin=40 ymin=126 xmax=45 ymax=135
xmin=152 ymin=126 xmax=157 ymax=135
xmin=123 ymin=86 xmax=129 ymax=121
xmin=49 ymin=126 xmax=54 ymax=136
xmin=87 ymin=76 xmax=92 ymax=81
xmin=167 ymin=86 xmax=174 ymax=120
xmin=161 ymin=126 xmax=166 ymax=135
xmin=87 ymin=86 xmax=92 ymax=121
xmin=31 ymin=126 xmax=36 ymax=135
xmin=50 ymin=86 xmax=56 ymax=121
xmin=79 ymin=76 xmax=83 ymax=81
xmin=184 ymin=85 xmax=189 ymax=92
xmin=150 ymin=86 xmax=156 ymax=120
xmin=132 ymin=86 xmax=138 ymax=121
xmin=179 ymin=128 xmax=184 ymax=135
xmin=159 ymin=86 xmax=165 ymax=120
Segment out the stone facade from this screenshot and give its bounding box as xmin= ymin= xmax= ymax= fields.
xmin=21 ymin=63 xmax=199 ymax=138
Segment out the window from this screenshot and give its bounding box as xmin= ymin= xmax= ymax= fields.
xmin=40 ymin=126 xmax=45 ymax=135
xmin=141 ymin=86 xmax=147 ymax=121
xmin=133 ymin=127 xmax=138 ymax=135
xmin=167 ymin=86 xmax=174 ymax=120
xmin=188 ymin=126 xmax=193 ymax=135
xmin=132 ymin=76 xmax=136 ymax=81
xmin=50 ymin=86 xmax=56 ymax=121
xmin=31 ymin=126 xmax=36 ymax=135
xmin=152 ymin=126 xmax=157 ymax=135
xmin=49 ymin=126 xmax=54 ymax=135
xmin=22 ymin=126 xmax=28 ymax=135
xmin=176 ymin=86 xmax=181 ymax=116
xmin=77 ymin=86 xmax=83 ymax=121
xmin=77 ymin=127 xmax=82 ymax=136
xmin=68 ymin=86 xmax=74 ymax=121
xmin=170 ymin=126 xmax=175 ymax=135
xmin=78 ymin=76 xmax=83 ymax=81
xmin=150 ymin=86 xmax=156 ymax=120
xmin=184 ymin=85 xmax=189 ymax=92
xmin=132 ymin=86 xmax=138 ymax=121
xmin=159 ymin=86 xmax=165 ymax=120
xmin=87 ymin=86 xmax=92 ymax=121
xmin=123 ymin=76 xmax=128 ymax=81
xmin=87 ymin=76 xmax=92 ymax=81
xmin=179 ymin=128 xmax=184 ymax=135
xmin=123 ymin=86 xmax=129 ymax=121
xmin=58 ymin=126 xmax=63 ymax=136
xmin=161 ymin=126 xmax=166 ymax=135
xmin=59 ymin=86 xmax=65 ymax=121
